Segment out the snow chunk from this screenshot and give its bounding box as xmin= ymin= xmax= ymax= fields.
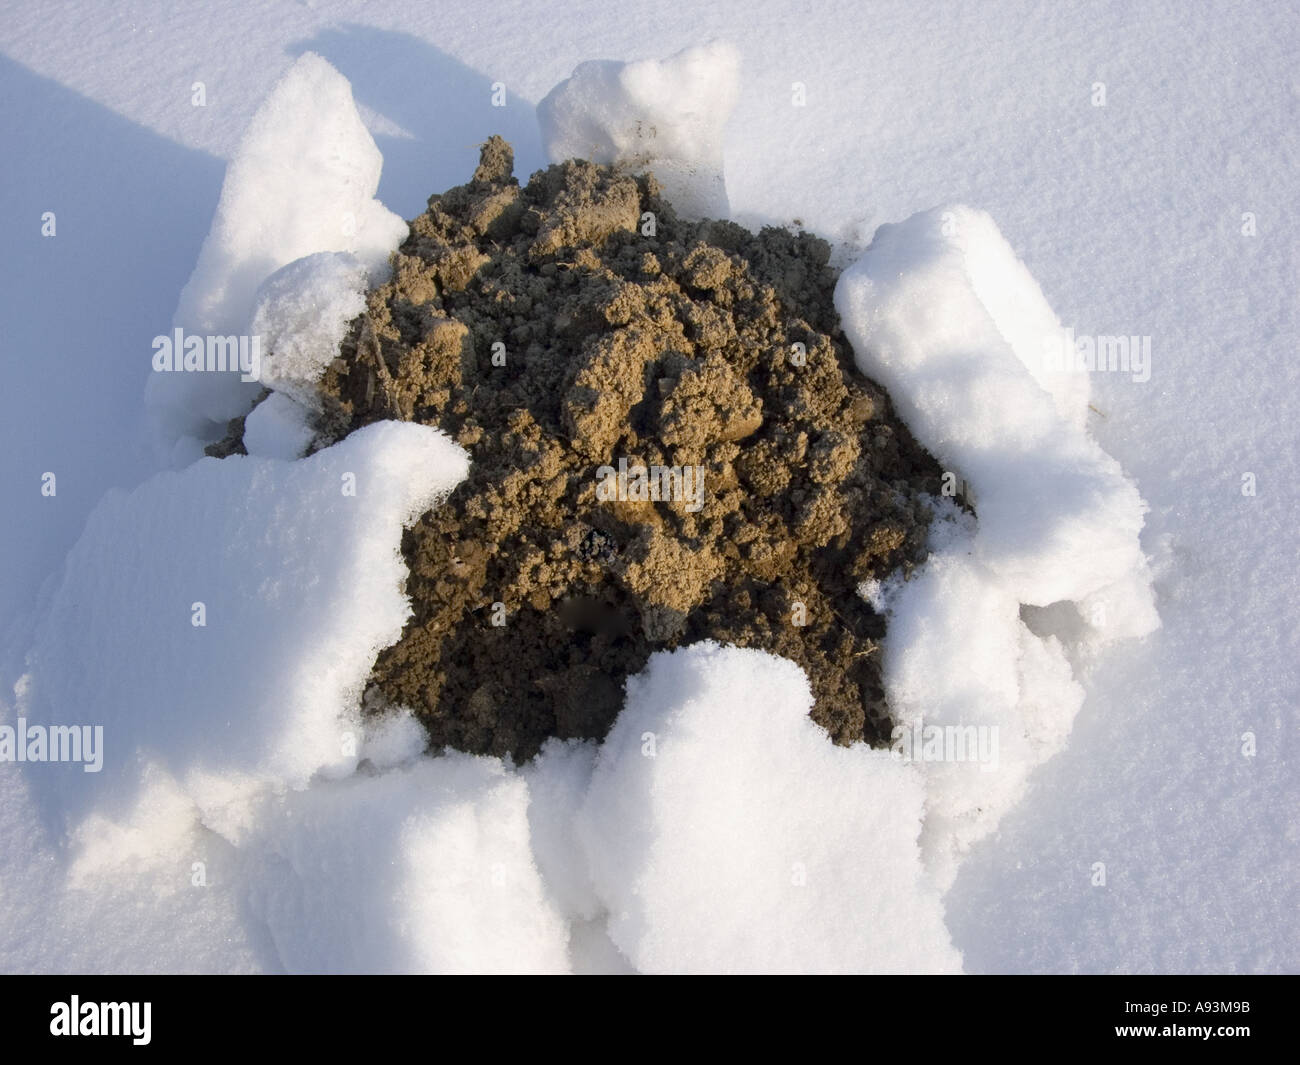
xmin=538 ymin=40 xmax=740 ymax=220
xmin=881 ymin=549 xmax=1085 ymax=889
xmin=359 ymin=704 xmax=428 ymax=771
xmin=0 ymin=748 xmax=266 ymax=973
xmin=835 ymin=205 xmax=1158 ymax=618
xmin=578 ymin=642 xmax=961 ymax=973
xmin=21 ymin=420 xmax=468 ymax=838
xmin=146 ymin=53 xmax=406 ymax=446
xmin=522 ymin=738 xmax=601 ymax=924
xmin=249 ymin=251 xmax=369 ymax=408
xmin=835 ymin=206 xmax=1159 ymax=888
xmin=242 ymin=391 xmax=315 ymax=460
xmin=241 ymin=755 xmax=570 ymax=974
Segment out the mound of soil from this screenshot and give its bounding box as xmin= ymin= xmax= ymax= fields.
xmin=299 ymin=137 xmax=945 ymax=761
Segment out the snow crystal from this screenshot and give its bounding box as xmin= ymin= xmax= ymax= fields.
xmin=538 ymin=40 xmax=740 ymax=221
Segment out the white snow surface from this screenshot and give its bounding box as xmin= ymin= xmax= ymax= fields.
xmin=1 ymin=1 xmax=1295 ymax=974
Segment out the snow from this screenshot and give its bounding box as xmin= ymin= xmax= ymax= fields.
xmin=521 ymin=739 xmax=601 ymax=924
xmin=17 ymin=420 xmax=469 ymax=839
xmin=837 ymin=205 xmax=1159 ymax=618
xmin=539 ymin=40 xmax=740 ymax=220
xmin=578 ymin=643 xmax=962 ymax=973
xmin=249 ymin=250 xmax=370 ymax=410
xmin=242 ymin=391 xmax=316 ymax=461
xmin=1 ymin=0 xmax=1295 ymax=975
xmin=144 ymin=52 xmax=406 ymax=454
xmin=240 ymin=756 xmax=570 ymax=974
xmin=879 ymin=548 xmax=1085 ymax=889
xmin=358 ymin=702 xmax=429 ymax=771
xmin=833 ymin=207 xmax=1160 ymax=887
xmin=0 ymin=758 xmax=267 ymax=974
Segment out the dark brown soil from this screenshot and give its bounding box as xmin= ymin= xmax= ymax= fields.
xmin=297 ymin=137 xmax=944 ymax=761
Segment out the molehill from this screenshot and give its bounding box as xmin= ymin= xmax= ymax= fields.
xmin=252 ymin=137 xmax=949 ymax=761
